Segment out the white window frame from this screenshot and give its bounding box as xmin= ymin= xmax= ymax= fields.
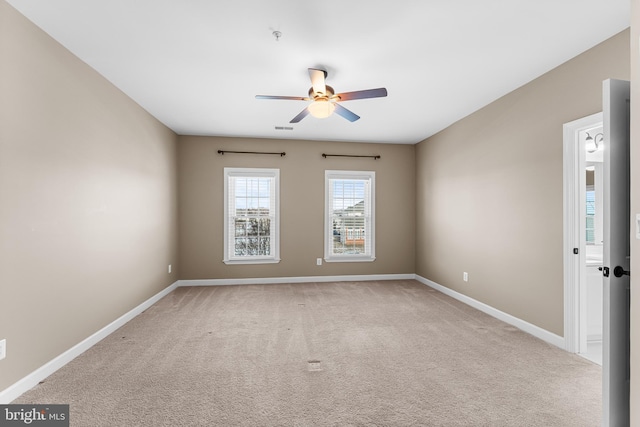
xmin=223 ymin=168 xmax=280 ymax=265
xmin=324 ymin=170 xmax=375 ymax=263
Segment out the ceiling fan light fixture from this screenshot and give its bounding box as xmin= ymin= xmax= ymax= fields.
xmin=308 ymin=99 xmax=335 ymax=119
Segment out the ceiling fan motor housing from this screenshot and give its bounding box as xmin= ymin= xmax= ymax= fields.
xmin=309 ymin=85 xmax=335 ymax=100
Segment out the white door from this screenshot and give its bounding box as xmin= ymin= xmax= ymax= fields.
xmin=602 ymin=78 xmax=630 ymax=426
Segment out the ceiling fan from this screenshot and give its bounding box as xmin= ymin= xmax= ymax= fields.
xmin=255 ymin=68 xmax=387 ymax=123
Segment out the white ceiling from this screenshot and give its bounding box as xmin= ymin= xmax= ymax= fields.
xmin=7 ymin=0 xmax=630 ymax=144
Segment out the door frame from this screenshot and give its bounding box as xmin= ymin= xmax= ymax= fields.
xmin=563 ymin=112 xmax=603 ymax=353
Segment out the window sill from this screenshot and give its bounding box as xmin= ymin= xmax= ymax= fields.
xmin=324 ymin=256 xmax=376 ymax=263
xmin=223 ymin=258 xmax=281 ymax=265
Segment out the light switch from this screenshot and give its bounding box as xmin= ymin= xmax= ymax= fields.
xmin=636 ymin=214 xmax=640 ymax=239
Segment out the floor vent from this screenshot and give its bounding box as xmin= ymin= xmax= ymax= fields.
xmin=307 ymin=360 xmax=322 ymax=372
xmin=275 ymin=126 xmax=294 ymax=131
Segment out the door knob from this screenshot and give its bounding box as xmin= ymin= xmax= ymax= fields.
xmin=613 ymin=266 xmax=630 ymax=278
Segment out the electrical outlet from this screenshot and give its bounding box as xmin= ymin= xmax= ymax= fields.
xmin=316 ymin=258 xmax=322 ymax=266
xmin=168 ymin=264 xmax=172 ymax=274
xmin=0 ymin=339 xmax=6 ymax=361
xmin=463 ymin=272 xmax=469 ymax=282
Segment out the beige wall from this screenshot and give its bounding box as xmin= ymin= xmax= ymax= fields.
xmin=630 ymin=0 xmax=639 ymax=422
xmin=415 ymin=29 xmax=630 ymax=336
xmin=178 ymin=136 xmax=415 ymax=280
xmin=586 ymin=170 xmax=594 ymax=186
xmin=0 ymin=1 xmax=179 ymax=392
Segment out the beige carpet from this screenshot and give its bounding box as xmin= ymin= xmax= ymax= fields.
xmin=14 ymin=280 xmax=601 ymax=426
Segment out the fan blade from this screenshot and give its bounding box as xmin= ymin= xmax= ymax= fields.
xmin=308 ymin=68 xmax=327 ymax=96
xmin=290 ymin=107 xmax=310 ymax=123
xmin=336 ymin=88 xmax=387 ymax=101
xmin=255 ymin=95 xmax=310 ymax=101
xmin=334 ymin=103 xmax=360 ymax=122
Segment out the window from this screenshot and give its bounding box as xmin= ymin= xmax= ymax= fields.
xmin=586 ymin=188 xmax=595 ymax=244
xmin=224 ymin=168 xmax=280 ymax=264
xmin=324 ymin=170 xmax=375 ymax=262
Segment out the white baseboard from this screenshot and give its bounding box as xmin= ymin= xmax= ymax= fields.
xmin=0 ymin=281 xmax=180 ymax=404
xmin=415 ymin=275 xmax=565 ymax=349
xmin=178 ymin=273 xmax=415 ymax=287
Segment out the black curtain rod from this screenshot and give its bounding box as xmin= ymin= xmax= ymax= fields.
xmin=218 ymin=150 xmax=286 ymax=157
xmin=322 ymin=154 xmax=381 ymax=160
